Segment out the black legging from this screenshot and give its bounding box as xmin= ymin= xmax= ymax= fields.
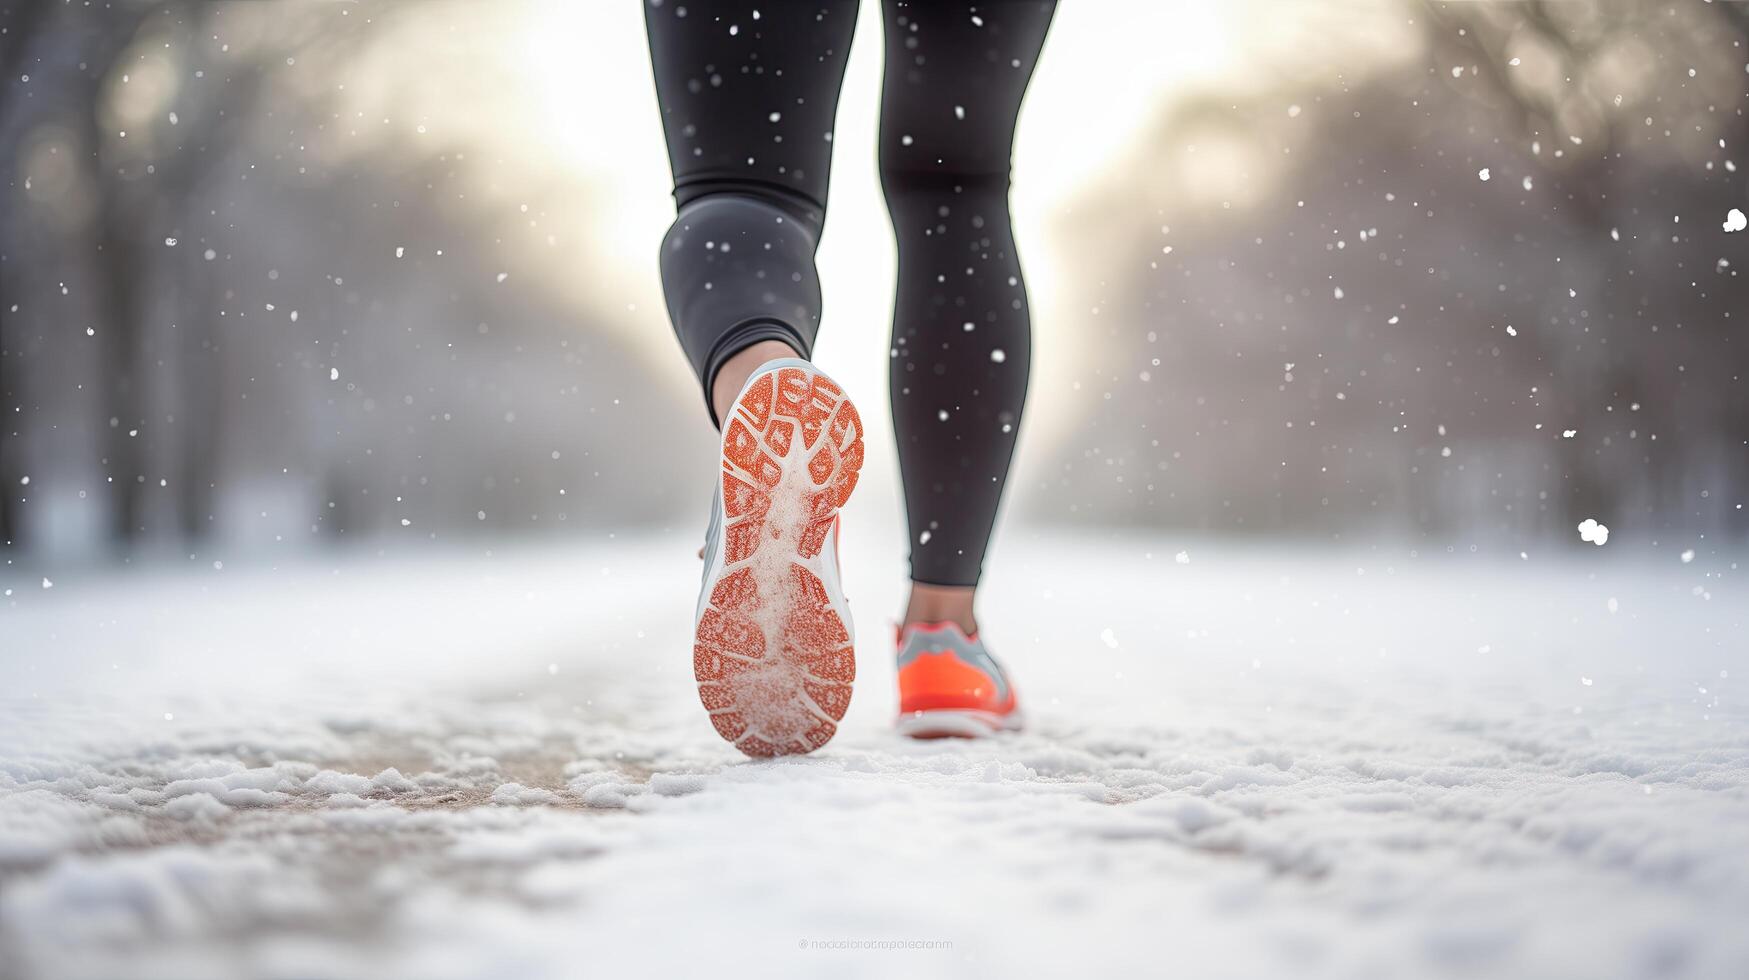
xmin=645 ymin=0 xmax=1056 ymax=587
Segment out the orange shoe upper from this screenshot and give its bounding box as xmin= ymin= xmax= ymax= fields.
xmin=895 ymin=621 xmax=1018 ymax=717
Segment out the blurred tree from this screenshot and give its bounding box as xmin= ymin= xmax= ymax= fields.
xmin=3 ymin=1 xmax=158 ymax=548
xmin=5 ymin=1 xmax=705 ymax=558
xmin=1422 ymin=0 xmax=1749 ymax=531
xmin=1032 ymin=0 xmax=1747 ymax=544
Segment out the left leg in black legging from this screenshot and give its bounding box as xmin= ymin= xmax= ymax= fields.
xmin=644 ymin=0 xmax=860 ymax=428
xmin=878 ymin=1 xmax=1056 ymax=604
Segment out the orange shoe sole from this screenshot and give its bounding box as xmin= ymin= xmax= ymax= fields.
xmin=693 ymin=364 xmax=863 ymax=757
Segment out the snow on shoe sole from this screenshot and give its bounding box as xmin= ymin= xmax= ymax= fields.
xmin=694 ymin=363 xmax=862 ymax=758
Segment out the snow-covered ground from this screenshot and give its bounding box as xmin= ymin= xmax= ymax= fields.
xmin=2 ymin=530 xmax=1746 ymax=979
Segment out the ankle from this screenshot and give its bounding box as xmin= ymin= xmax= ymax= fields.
xmin=711 ymin=340 xmax=802 ymax=424
xmin=902 ymin=583 xmax=978 ymax=635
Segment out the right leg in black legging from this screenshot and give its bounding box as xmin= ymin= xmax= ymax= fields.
xmin=878 ymin=1 xmax=1056 ymax=607
xmin=644 ymin=0 xmax=860 ymax=428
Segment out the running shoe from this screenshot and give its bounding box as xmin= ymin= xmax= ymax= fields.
xmin=894 ymin=621 xmax=1023 ymax=738
xmin=693 ymin=358 xmax=863 ymax=757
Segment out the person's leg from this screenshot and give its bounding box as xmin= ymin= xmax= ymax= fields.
xmin=711 ymin=339 xmax=801 ymax=424
xmin=645 ymin=0 xmax=860 ymax=428
xmin=650 ymin=1 xmax=869 ymax=757
xmin=877 ymin=0 xmax=1056 ymax=631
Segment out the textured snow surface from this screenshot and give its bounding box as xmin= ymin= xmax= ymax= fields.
xmin=2 ymin=534 xmax=1746 ymax=979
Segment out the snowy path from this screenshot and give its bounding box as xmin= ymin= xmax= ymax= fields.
xmin=3 ymin=533 xmax=1746 ymax=979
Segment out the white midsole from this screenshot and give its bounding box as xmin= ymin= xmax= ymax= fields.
xmin=895 ymin=708 xmax=1024 ymax=738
